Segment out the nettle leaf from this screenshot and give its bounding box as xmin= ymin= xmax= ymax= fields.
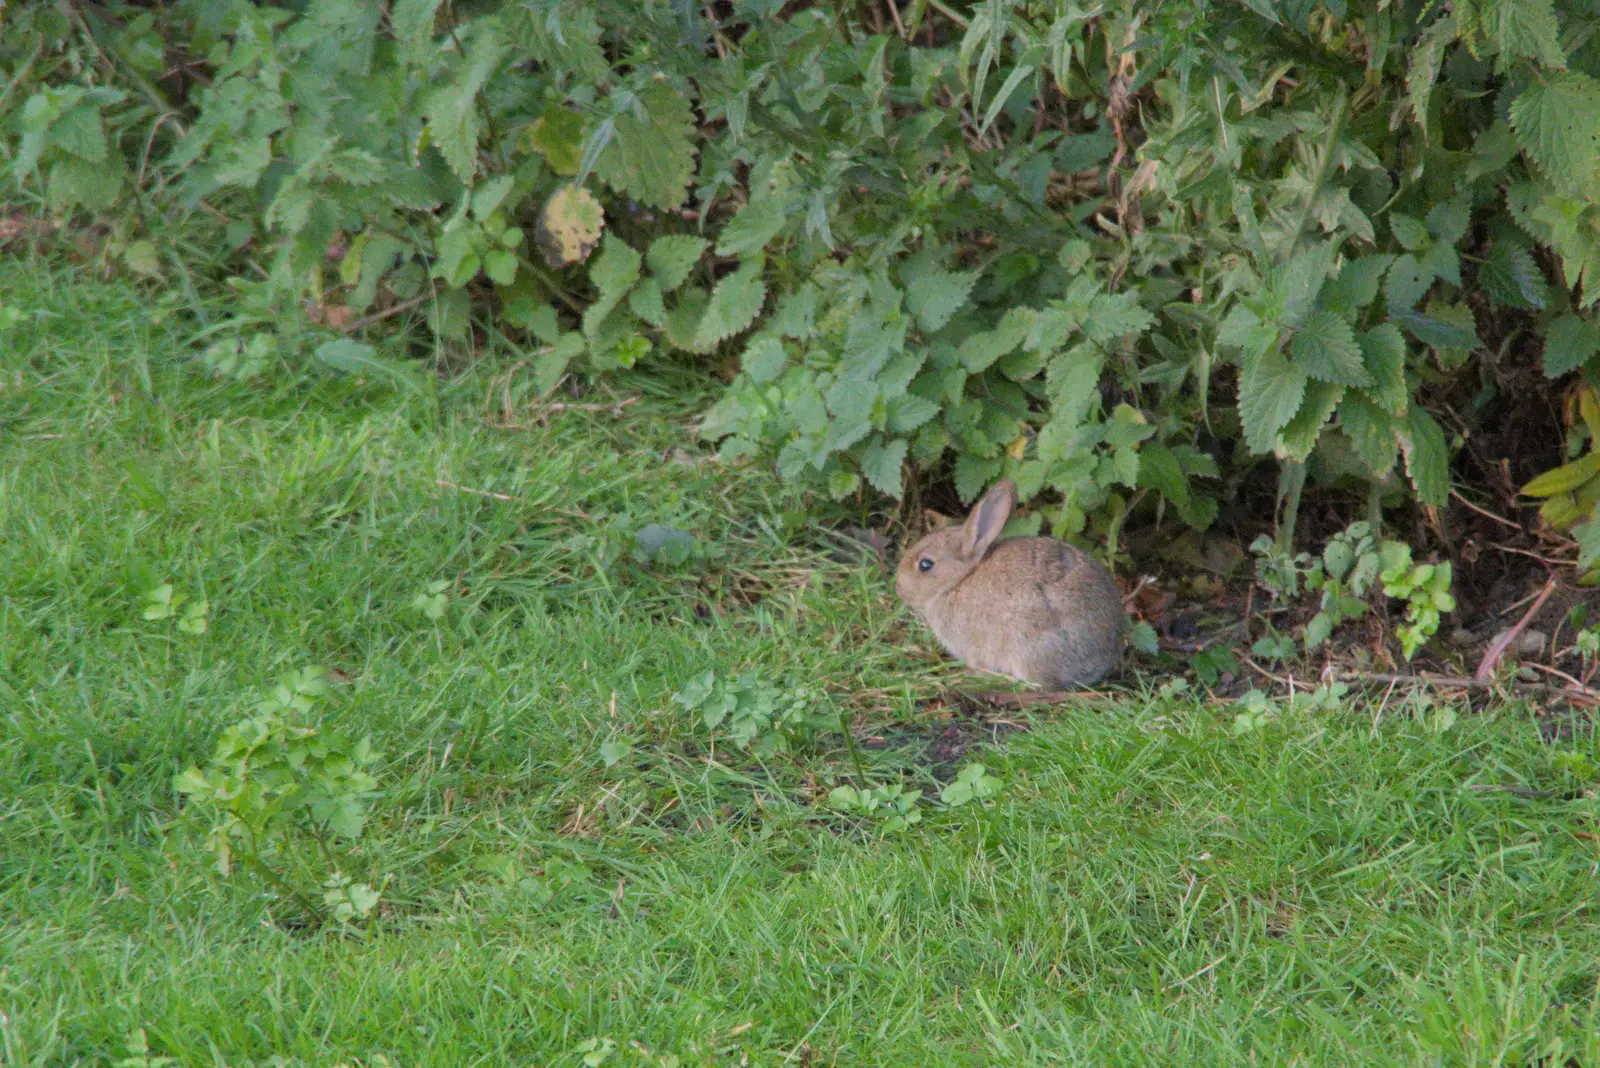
xmin=742 ymin=335 xmax=786 ymax=382
xmin=421 ymin=34 xmax=506 ymax=183
xmin=1510 ymin=73 xmax=1600 ymax=198
xmin=1338 ymin=393 xmax=1400 ymax=478
xmin=646 ymin=235 xmax=708 ymax=290
xmin=629 ymin=277 xmax=666 ymax=327
xmin=954 ymin=454 xmax=1003 ymax=504
xmin=1277 ymin=379 xmax=1345 ymax=461
xmin=906 ymin=269 xmax=980 ymax=333
xmin=589 ymin=235 xmax=642 ymax=300
xmin=1393 ymin=306 xmax=1479 ymax=352
xmin=889 ymin=393 xmax=941 ymax=433
xmin=1407 ymin=13 xmax=1456 ymax=141
xmin=715 ymin=198 xmax=786 ymax=257
xmin=1389 ymin=213 xmax=1431 ymax=253
xmin=1238 ymin=348 xmax=1308 ymax=455
xmin=771 ymin=285 xmax=818 ymax=340
xmin=1322 ymin=254 xmax=1394 ymax=318
xmin=861 ymin=438 xmax=908 ymax=497
xmin=959 ymin=309 xmax=1035 ymax=372
xmin=1386 ymin=254 xmax=1433 ymax=311
xmin=694 ymin=259 xmax=766 ymax=349
xmin=1426 ymin=196 xmax=1472 ymax=247
xmin=1400 ymin=406 xmax=1450 ymax=507
xmin=1481 ymin=242 xmax=1549 ymax=310
xmin=662 ymin=287 xmax=709 ymax=352
xmin=1492 ymin=0 xmax=1566 ymax=69
xmin=1290 ymin=311 xmax=1370 ymax=386
xmin=1083 ymin=292 xmax=1155 ymax=343
xmin=1358 ymin=324 xmax=1410 ymax=417
xmin=1543 ymin=314 xmax=1600 ymax=378
xmin=1279 ymin=240 xmax=1340 ymax=326
xmin=520 ymin=107 xmax=585 ymax=176
xmin=595 ymin=78 xmax=697 ymax=210
xmin=1217 ymin=304 xmax=1278 ymax=354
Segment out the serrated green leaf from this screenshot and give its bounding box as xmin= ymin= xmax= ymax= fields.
xmin=1277 ymin=379 xmax=1344 ymax=461
xmin=954 ymin=454 xmax=1003 ymax=503
xmin=421 ymin=34 xmax=505 ymax=182
xmin=1217 ymin=304 xmax=1278 ymax=354
xmin=48 ymin=105 xmax=107 ymax=163
xmin=742 ymin=335 xmax=786 ymax=382
xmin=715 ymin=198 xmax=785 ymax=257
xmin=906 ymin=270 xmax=980 ymax=333
xmin=1386 ymin=253 xmax=1433 ymax=312
xmin=520 ymin=107 xmax=585 ymax=175
xmin=1492 ymin=0 xmax=1566 ymax=69
xmin=959 ymin=309 xmax=1034 ymax=372
xmin=1543 ymin=314 xmax=1600 ymax=378
xmin=1407 ymin=14 xmax=1455 ymax=141
xmin=889 ymin=393 xmax=941 ymax=433
xmin=1481 ymin=242 xmax=1549 ymax=310
xmin=589 ymin=234 xmax=642 ymax=301
xmin=693 ymin=260 xmax=766 ymax=349
xmin=646 ymin=235 xmax=708 ymax=290
xmin=1510 ymin=73 xmax=1600 ymax=198
xmin=861 ymin=438 xmax=908 ymax=497
xmin=595 ymin=79 xmax=696 ymax=210
xmin=1390 ymin=213 xmax=1430 ymax=252
xmin=1238 ymin=348 xmax=1308 ymax=455
xmin=628 ymin=278 xmax=666 ymax=327
xmin=1338 ymin=393 xmax=1400 ymax=477
xmin=662 ymin=287 xmax=709 ymax=352
xmin=1358 ymin=323 xmax=1410 ymax=417
xmin=1323 ymin=255 xmax=1394 ymax=317
xmin=1137 ymin=442 xmax=1192 ymax=514
xmin=772 ymin=285 xmax=818 ymax=340
xmin=1084 ymin=291 xmax=1155 ymax=343
xmin=1426 ymin=196 xmax=1472 ymax=247
xmin=1279 ymin=240 xmax=1340 ymax=326
xmin=1393 ymin=307 xmax=1479 ymax=352
xmin=1400 ymin=406 xmax=1450 ymax=506
xmin=1290 ymin=311 xmax=1369 ymax=386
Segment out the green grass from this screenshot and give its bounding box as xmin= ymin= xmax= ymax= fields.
xmin=3 ymin=262 xmax=1600 ymax=1067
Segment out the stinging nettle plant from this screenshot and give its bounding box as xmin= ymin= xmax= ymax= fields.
xmin=5 ymin=0 xmax=1600 ymax=566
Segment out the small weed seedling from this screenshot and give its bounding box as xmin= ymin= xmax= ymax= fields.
xmin=939 ymin=763 xmax=1004 ymax=808
xmin=411 ymin=579 xmax=451 ymax=620
xmin=140 ymin=582 xmax=209 ymax=634
xmin=174 ymin=666 xmax=382 ymax=926
xmin=672 ymin=670 xmax=827 ymax=757
xmin=828 ymin=782 xmax=924 ymax=834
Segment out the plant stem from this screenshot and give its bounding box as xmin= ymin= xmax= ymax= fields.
xmin=839 ymin=709 xmax=869 ymax=784
xmin=1276 ymin=459 xmax=1306 ymax=556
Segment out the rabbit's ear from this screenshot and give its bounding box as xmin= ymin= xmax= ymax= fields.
xmin=962 ymin=480 xmax=1016 ymax=559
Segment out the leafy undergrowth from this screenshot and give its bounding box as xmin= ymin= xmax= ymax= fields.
xmin=4 ymin=265 xmax=1600 ymax=1066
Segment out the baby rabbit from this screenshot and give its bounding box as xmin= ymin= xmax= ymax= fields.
xmin=895 ymin=480 xmax=1124 ymax=688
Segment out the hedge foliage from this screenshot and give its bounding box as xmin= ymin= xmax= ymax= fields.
xmin=5 ymin=0 xmax=1600 ymax=565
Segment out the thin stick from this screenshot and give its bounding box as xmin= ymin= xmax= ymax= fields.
xmin=342 ymin=291 xmax=435 ymax=333
xmin=886 ymin=0 xmax=908 ymax=37
xmin=1517 ymin=660 xmax=1600 ymax=700
xmin=1493 ymin=543 xmax=1575 ymax=568
xmin=1450 ymin=490 xmax=1524 ymax=532
xmin=1475 ymin=577 xmax=1558 ymax=683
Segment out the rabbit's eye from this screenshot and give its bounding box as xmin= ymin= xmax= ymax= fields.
xmin=917 ymin=558 xmax=934 ymax=573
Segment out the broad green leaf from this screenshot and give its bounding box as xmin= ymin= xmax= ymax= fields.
xmin=595 ymin=79 xmax=697 ymax=210
xmin=742 ymin=336 xmax=786 ymax=382
xmin=1510 ymin=73 xmax=1600 ymax=198
xmin=1358 ymin=324 xmax=1410 ymax=417
xmin=662 ymin=287 xmax=709 ymax=352
xmin=861 ymin=438 xmax=908 ymax=497
xmin=1277 ymin=379 xmax=1344 ymax=461
xmin=771 ymin=285 xmax=818 ymax=340
xmin=48 ymin=105 xmax=107 ymax=162
xmin=646 ymin=235 xmax=708 ymax=290
xmin=1322 ymin=254 xmax=1394 ymax=317
xmin=906 ymin=270 xmax=980 ymax=333
xmin=1425 ymin=196 xmax=1472 ymax=247
xmin=1238 ymin=348 xmax=1308 ymax=455
xmin=1392 ymin=307 xmax=1479 ymax=352
xmin=1290 ymin=311 xmax=1369 ymax=386
xmin=1522 ymin=451 xmax=1600 ymax=497
xmin=628 ymin=278 xmax=666 ymax=327
xmin=1389 ymin=213 xmax=1430 ymax=252
xmin=1279 ymin=240 xmax=1339 ymax=327
xmin=889 ymin=393 xmax=941 ymax=433
xmin=1216 ymin=304 xmax=1277 ymax=354
xmin=1400 ymin=406 xmax=1450 ymax=507
xmin=715 ymin=198 xmax=785 ymax=257
xmin=1576 ymin=518 xmax=1600 ymax=572
xmin=483 ymin=249 xmax=516 ymax=286
xmin=693 ymin=260 xmax=766 ymax=349
xmin=1406 ymin=13 xmax=1456 ymax=141
xmin=1480 ymin=242 xmax=1548 ymax=310
xmin=959 ymin=309 xmax=1034 ymax=371
xmin=313 ymin=339 xmax=418 ymax=390
xmin=1492 ymin=0 xmax=1566 ymax=69
xmin=1338 ymin=393 xmax=1399 ymax=477
xmin=421 ymin=34 xmax=505 ymax=182
xmin=1083 ymin=292 xmax=1155 ymax=343
xmin=588 ymin=234 xmax=642 ymax=301
xmin=1542 ymin=314 xmax=1600 ymax=378
xmin=1385 ymin=254 xmax=1433 ymax=312
xmin=520 ymin=107 xmax=585 ymax=175
xmin=954 ymin=453 xmax=1003 ymax=503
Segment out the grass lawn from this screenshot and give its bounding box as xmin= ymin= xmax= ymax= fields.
xmin=3 ymin=262 xmax=1600 ymax=1067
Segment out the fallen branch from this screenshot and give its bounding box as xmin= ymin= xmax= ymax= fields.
xmin=1475 ymin=577 xmax=1558 ymax=683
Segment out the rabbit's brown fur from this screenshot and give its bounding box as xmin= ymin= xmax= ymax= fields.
xmin=895 ymin=480 xmax=1124 ymax=688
